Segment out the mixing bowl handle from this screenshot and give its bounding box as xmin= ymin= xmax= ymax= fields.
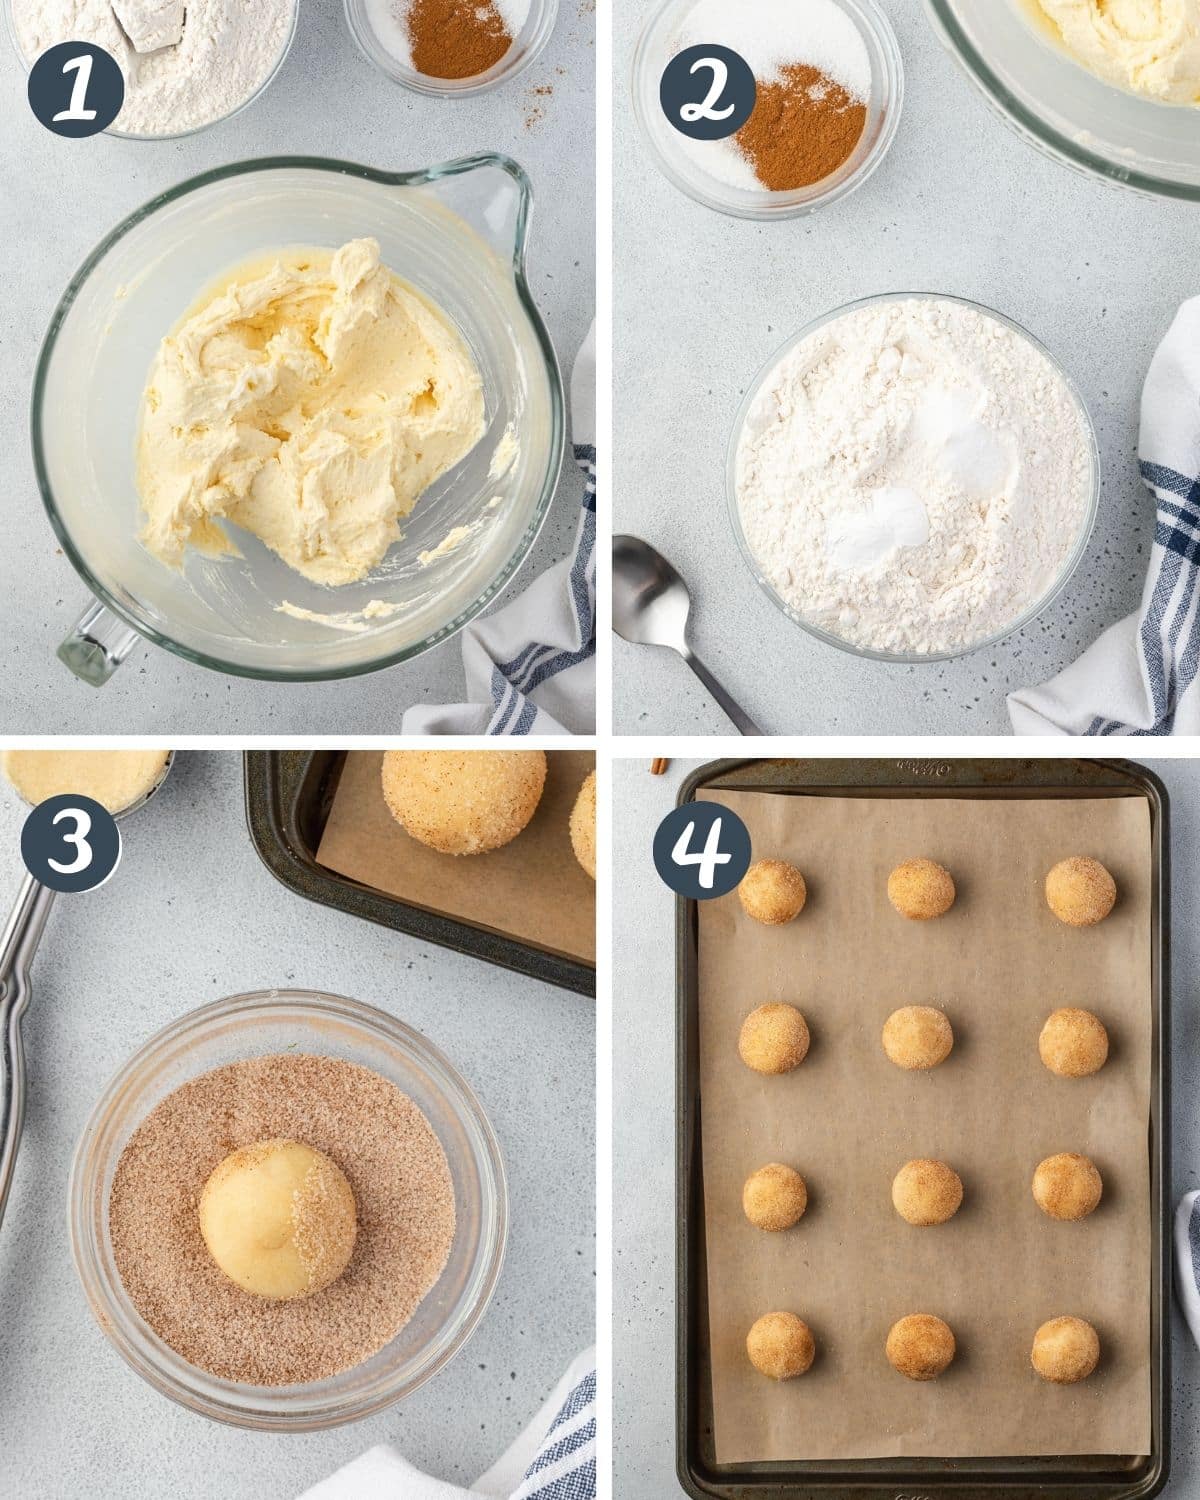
xmin=58 ymin=599 xmax=141 ymax=687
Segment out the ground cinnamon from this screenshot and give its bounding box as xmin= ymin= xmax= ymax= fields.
xmin=736 ymin=64 xmax=867 ymax=192
xmin=405 ymin=0 xmax=512 ymax=79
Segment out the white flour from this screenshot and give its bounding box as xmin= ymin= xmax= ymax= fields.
xmin=736 ymin=299 xmax=1094 ymax=657
xmin=12 ymin=0 xmax=294 ymax=135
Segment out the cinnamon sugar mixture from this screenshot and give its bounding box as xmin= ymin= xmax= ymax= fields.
xmin=109 ymin=1054 xmax=456 ymax=1385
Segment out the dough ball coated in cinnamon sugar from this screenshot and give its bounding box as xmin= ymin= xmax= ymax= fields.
xmin=1033 ymin=1153 xmax=1103 ymax=1221
xmin=892 ymin=1159 xmax=963 ymax=1225
xmin=738 ymin=860 xmax=807 ymax=926
xmin=1032 ymin=1316 xmax=1100 ymax=1384
xmin=742 ymin=1164 xmax=808 ymax=1232
xmin=883 ymin=1007 xmax=954 ymax=1071
xmin=746 ymin=1312 xmax=816 ymax=1380
xmin=569 ymin=771 xmax=596 ymax=879
xmin=886 ymin=1315 xmax=956 ymax=1380
xmin=1039 ymin=1008 xmax=1109 ymax=1078
xmin=888 ymin=859 xmax=956 ymax=921
xmin=381 ymin=750 xmax=547 ymax=855
xmin=1045 ymin=857 xmax=1117 ymax=927
xmin=738 ymin=1004 xmax=810 ymax=1075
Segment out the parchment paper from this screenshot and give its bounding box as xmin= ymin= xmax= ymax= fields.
xmin=316 ymin=751 xmax=595 ymax=964
xmin=695 ymin=790 xmax=1152 ymax=1462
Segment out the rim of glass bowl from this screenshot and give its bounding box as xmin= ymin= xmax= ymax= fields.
xmin=631 ymin=0 xmax=905 ymax=221
xmin=725 ymin=292 xmax=1102 ymax=666
xmin=4 ymin=0 xmax=298 ymax=142
xmin=30 ymin=153 xmax=565 ymax=683
xmin=67 ymin=988 xmax=509 ymax=1432
xmin=922 ymin=0 xmax=1200 ymax=203
xmin=343 ymin=0 xmax=559 ymax=96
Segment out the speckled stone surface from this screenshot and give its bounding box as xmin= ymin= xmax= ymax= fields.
xmin=613 ymin=756 xmax=1200 ymax=1496
xmin=614 ymin=0 xmax=1198 ymax=736
xmin=0 ymin=752 xmax=594 ymax=1498
xmin=0 ymin=0 xmax=594 ymax=734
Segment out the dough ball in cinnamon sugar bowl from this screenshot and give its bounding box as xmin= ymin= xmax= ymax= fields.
xmin=888 ymin=859 xmax=956 ymax=920
xmin=1045 ymin=857 xmax=1117 ymax=927
xmin=570 ymin=771 xmax=596 ymax=879
xmin=1039 ymin=1008 xmax=1109 ymax=1078
xmin=738 ymin=859 xmax=807 ymax=926
xmin=892 ymin=1159 xmax=963 ymax=1226
xmin=743 ymin=1164 xmax=808 ymax=1231
xmin=738 ymin=1003 xmax=810 ymax=1075
xmin=883 ymin=1007 xmax=954 ymax=1071
xmin=1032 ymin=1316 xmax=1100 ymax=1384
xmin=1033 ymin=1153 xmax=1103 ymax=1221
xmin=746 ymin=1312 xmax=816 ymax=1380
xmin=381 ymin=750 xmax=547 ymax=855
xmin=886 ymin=1315 xmax=956 ymax=1381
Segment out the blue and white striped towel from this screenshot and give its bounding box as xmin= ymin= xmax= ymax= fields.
xmin=297 ymin=1348 xmax=596 ymax=1500
xmin=1010 ymin=298 xmax=1200 ymax=735
xmin=1175 ymin=1194 xmax=1200 ymax=1351
xmin=402 ymin=324 xmax=596 ymax=737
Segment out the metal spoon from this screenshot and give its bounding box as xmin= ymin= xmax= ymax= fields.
xmin=612 ymin=536 xmax=764 ymax=736
xmin=0 ymin=754 xmax=175 ymax=1233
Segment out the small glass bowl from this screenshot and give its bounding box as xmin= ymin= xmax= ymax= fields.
xmin=631 ymin=0 xmax=904 ymax=220
xmin=343 ymin=0 xmax=559 ymax=96
xmin=69 ymin=989 xmax=507 ymax=1431
xmin=727 ymin=293 xmax=1101 ymax=664
xmin=4 ymin=0 xmax=298 ymax=141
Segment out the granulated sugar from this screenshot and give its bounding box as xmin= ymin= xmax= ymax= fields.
xmin=109 ymin=1053 xmax=456 ymax=1386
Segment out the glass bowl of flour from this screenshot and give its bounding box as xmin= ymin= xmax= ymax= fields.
xmin=7 ymin=0 xmax=298 ymax=139
xmin=632 ymin=0 xmax=903 ymax=219
xmin=728 ymin=293 xmax=1100 ymax=663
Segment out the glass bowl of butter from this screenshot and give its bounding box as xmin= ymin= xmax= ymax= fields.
xmin=33 ymin=155 xmax=564 ymax=686
xmin=924 ymin=0 xmax=1200 ymax=199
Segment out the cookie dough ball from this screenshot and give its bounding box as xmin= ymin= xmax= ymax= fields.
xmin=199 ymin=1139 xmax=357 ymax=1301
xmin=381 ymin=750 xmax=547 ymax=855
xmin=1039 ymin=1008 xmax=1109 ymax=1078
xmin=1045 ymin=858 xmax=1117 ymax=927
xmin=743 ymin=1164 xmax=808 ymax=1231
xmin=1032 ymin=1317 xmax=1100 ymax=1384
xmin=883 ymin=1007 xmax=954 ymax=1071
xmin=746 ymin=1312 xmax=815 ymax=1380
xmin=1033 ymin=1153 xmax=1103 ymax=1221
xmin=739 ymin=860 xmax=807 ymax=926
xmin=892 ymin=1159 xmax=963 ymax=1226
xmin=738 ymin=1004 xmax=810 ymax=1075
xmin=2 ymin=749 xmax=170 ymax=814
xmin=570 ymin=771 xmax=596 ymax=879
xmin=888 ymin=859 xmax=956 ymax=921
xmin=886 ymin=1315 xmax=957 ymax=1381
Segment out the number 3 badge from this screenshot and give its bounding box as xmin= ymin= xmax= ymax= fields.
xmin=653 ymin=801 xmax=752 ymax=900
xmin=20 ymin=795 xmax=122 ymax=894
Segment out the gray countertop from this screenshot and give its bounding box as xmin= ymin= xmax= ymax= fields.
xmin=0 ymin=751 xmax=595 ymax=1499
xmin=613 ymin=0 xmax=1198 ymax=737
xmin=0 ymin=0 xmax=594 ymax=735
xmin=613 ymin=755 xmax=1200 ymax=1497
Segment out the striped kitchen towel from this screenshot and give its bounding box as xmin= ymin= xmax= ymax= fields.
xmin=402 ymin=324 xmax=596 ymax=737
xmin=296 ymin=1349 xmax=597 ymax=1500
xmin=1010 ymin=297 xmax=1200 ymax=735
xmin=1176 ymin=1193 xmax=1200 ymax=1350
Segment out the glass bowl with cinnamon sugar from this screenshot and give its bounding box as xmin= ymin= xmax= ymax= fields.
xmin=344 ymin=0 xmax=559 ymax=96
xmin=69 ymin=990 xmax=507 ymax=1431
xmin=633 ymin=0 xmax=904 ymax=219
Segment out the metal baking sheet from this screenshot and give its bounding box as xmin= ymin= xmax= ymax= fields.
xmin=244 ymin=751 xmax=595 ymax=998
xmin=676 ymin=758 xmax=1170 ymax=1500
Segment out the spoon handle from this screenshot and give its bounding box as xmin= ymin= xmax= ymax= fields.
xmin=683 ymin=650 xmax=764 ymax=737
xmin=0 ymin=875 xmax=55 ymax=1233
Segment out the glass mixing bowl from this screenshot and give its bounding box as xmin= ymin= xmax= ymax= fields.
xmin=69 ymin=989 xmax=507 ymax=1431
xmin=34 ymin=155 xmax=564 ymax=685
xmin=632 ymin=0 xmax=904 ymax=220
xmin=726 ymin=293 xmax=1101 ymax=665
xmin=4 ymin=0 xmax=298 ymax=141
xmin=924 ymin=0 xmax=1200 ymax=199
xmin=343 ymin=0 xmax=559 ymax=95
